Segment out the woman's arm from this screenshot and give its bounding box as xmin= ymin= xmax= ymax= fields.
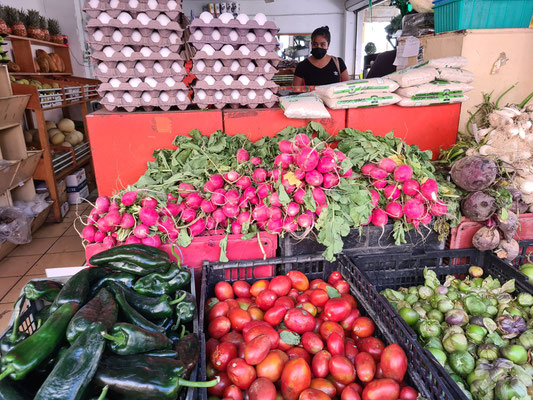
xmin=293 ymin=75 xmax=305 ymax=87
xmin=340 ymin=69 xmax=349 ymax=82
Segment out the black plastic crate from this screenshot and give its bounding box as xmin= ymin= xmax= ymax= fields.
xmin=279 ymin=223 xmax=445 ymax=257
xmin=513 ymin=239 xmax=533 ymax=267
xmin=199 ymin=255 xmax=452 ymax=400
xmin=341 ymin=249 xmax=533 ymax=400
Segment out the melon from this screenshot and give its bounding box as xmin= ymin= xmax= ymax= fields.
xmin=51 ymin=132 xmax=65 ymax=145
xmin=24 ymin=130 xmax=33 ymax=143
xmin=45 ymin=120 xmax=57 ymax=130
xmin=61 ymin=141 xmax=73 ymax=147
xmin=48 ymin=128 xmax=62 ymax=139
xmin=58 ymin=118 xmax=75 ymax=133
xmin=65 ymin=132 xmax=78 ymax=145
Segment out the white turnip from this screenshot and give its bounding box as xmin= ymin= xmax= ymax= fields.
xmin=250 ymin=157 xmax=262 ymax=165
xmin=186 ymin=193 xmax=203 ymax=209
xmin=317 ymin=156 xmax=336 ymax=174
xmin=305 ymin=170 xmax=324 ymax=187
xmin=134 ymin=224 xmax=150 ymax=239
xmin=95 ymin=196 xmax=111 ymax=213
xmin=371 ymin=208 xmax=388 ymax=227
xmin=120 ymin=213 xmax=135 ymax=229
xmin=212 ymin=189 xmax=227 ymax=206
xmin=383 ymin=185 xmax=400 ymax=201
xmin=393 ymin=165 xmax=413 ymax=183
xmin=402 ymin=180 xmax=420 ymax=196
xmin=496 ymin=210 xmax=519 ymax=240
xmin=121 ymin=191 xmax=138 ymax=206
xmin=403 ymin=198 xmax=425 ymax=220
xmin=142 ymin=235 xmax=162 ymax=248
xmin=361 ymin=164 xmax=377 ymax=177
xmin=378 ymin=158 xmax=397 ymax=173
xmin=312 ymin=188 xmax=327 ymax=206
xmin=295 ymin=134 xmax=311 ymax=148
xmin=461 ymin=191 xmax=496 ymax=221
xmin=253 ymin=168 xmax=267 ymax=183
xmin=323 ymin=173 xmax=339 ymax=189
xmin=252 ymin=204 xmax=269 ymax=222
xmin=420 ymin=179 xmax=438 ymax=202
xmin=297 ymin=147 xmax=320 ymax=172
xmin=181 ymin=208 xmax=197 ymax=223
xmin=82 ymin=225 xmax=97 ymax=242
xmin=385 ymin=202 xmax=403 ymax=219
xmin=286 ymin=202 xmax=300 ymax=217
xmin=237 ymin=148 xmax=249 ymax=163
xmin=450 ymin=156 xmax=497 ymax=192
xmin=472 ymin=226 xmax=500 ymax=251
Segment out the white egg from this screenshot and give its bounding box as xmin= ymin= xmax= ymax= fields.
xmin=159 ymin=91 xmax=170 ymax=102
xmin=98 ymin=63 xmax=108 ymax=73
xmin=248 ymin=90 xmax=257 ymax=100
xmin=200 ymin=12 xmax=214 ymax=24
xmin=256 ymin=46 xmax=268 ymax=56
xmin=218 ymin=13 xmax=234 ymax=24
xmin=112 ymin=30 xmax=123 ymax=42
xmin=256 ymin=76 xmax=267 ymax=86
xmin=264 ymin=89 xmax=273 ymax=100
xmin=128 ymin=0 xmax=139 ymax=8
xmin=129 ymin=78 xmax=142 ymax=87
xmin=103 ymin=46 xmax=116 ymax=57
xmin=154 ymin=62 xmax=164 ymax=73
xmin=254 ymin=13 xmax=267 ymax=26
xmin=231 ymin=90 xmax=240 ymax=100
xmin=204 ymin=76 xmax=216 ymax=86
xmin=118 ymin=12 xmax=133 ymax=24
xmin=89 ymin=0 xmax=99 ymax=9
xmin=123 ymin=92 xmax=133 ymax=102
xmin=142 ymin=92 xmax=152 ymax=102
xmin=156 ymin=14 xmax=171 ymax=26
xmin=171 ymin=62 xmax=182 ymax=73
xmin=145 ymin=77 xmax=158 ymax=88
xmin=140 ymin=47 xmax=152 ymax=57
xmin=131 ymin=30 xmax=142 ymax=42
xmin=239 ymin=46 xmax=250 ymax=56
xmin=247 ymin=62 xmax=255 ymax=72
xmin=246 ymin=32 xmax=256 ymax=42
xmin=229 ymin=30 xmax=238 ymax=42
xmin=201 ymin=45 xmax=216 ymax=56
xmin=177 ymin=91 xmax=187 ymax=101
xmin=264 ymin=32 xmax=273 ymax=42
xmin=215 ymin=90 xmax=224 ymax=100
xmin=110 ymin=78 xmax=121 ymax=88
xmin=110 ymin=0 xmax=120 ymax=7
xmin=134 ymin=62 xmax=145 ymax=73
xmin=159 ymin=48 xmax=171 ymax=57
xmin=169 ymin=32 xmax=179 ymax=44
xmin=97 ymin=12 xmax=112 ymax=24
xmin=211 ymin=29 xmax=221 ymax=41
xmin=147 ymin=0 xmax=158 ymax=10
xmin=228 ymin=61 xmax=239 ymax=72
xmin=117 ymin=62 xmax=128 ymax=73
xmin=165 ymin=77 xmax=176 ymax=87
xmin=193 ymin=30 xmax=203 ymax=40
xmin=105 ymin=92 xmax=115 ymax=102
xmin=238 ymin=75 xmax=250 ymax=85
xmin=222 ymin=75 xmax=234 ymax=85
xmin=197 ymin=89 xmax=207 ymax=100
xmin=221 ymin=45 xmax=234 ymax=56
xmin=196 ymin=60 xmax=206 ymax=72
xmin=168 ymin=1 xmax=177 ymax=10
xmin=93 ymin=30 xmax=104 ymax=41
xmin=151 ymin=31 xmax=161 ymax=43
xmin=264 ymin=63 xmax=272 ymax=73
xmin=137 ymin=13 xmax=151 ymax=25
xmin=236 ymin=14 xmax=249 ymax=24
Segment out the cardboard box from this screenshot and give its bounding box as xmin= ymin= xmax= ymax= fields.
xmin=67 ymin=184 xmax=89 ymax=204
xmin=66 ymin=180 xmax=87 ymax=193
xmin=66 ymin=169 xmax=86 ymax=188
xmin=56 ymin=179 xmax=66 ymax=195
xmin=60 ymin=201 xmax=69 ymax=217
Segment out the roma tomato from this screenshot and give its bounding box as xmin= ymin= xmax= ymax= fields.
xmin=319 ymin=321 xmax=345 ymax=341
xmin=244 ymin=324 xmax=279 ymax=349
xmin=341 ymin=386 xmax=362 ymax=400
xmin=324 ymin=298 xmax=352 ymax=322
xmin=237 ymin=298 xmax=252 ymax=310
xmin=399 ymin=386 xmax=418 ymax=400
xmin=223 ymin=384 xmax=244 ymax=400
xmin=208 ymin=371 xmax=231 ymax=396
xmin=334 ymin=280 xmax=350 ymax=294
xmin=327 ymin=375 xmax=346 ymax=394
xmin=227 ymin=358 xmax=257 ymax=390
xmin=242 ymin=321 xmax=268 ymax=337
xmin=256 ymin=289 xmax=278 ymax=311
xmin=215 ymin=282 xmax=234 ymax=301
xmin=347 ymin=382 xmax=362 ymax=394
xmin=228 ymin=307 xmax=252 ymax=331
xmin=328 ymin=271 xmax=343 ymax=285
xmin=225 ymin=299 xmax=240 ymax=309
xmin=232 ymin=281 xmax=251 ymax=298
xmin=356 ymin=337 xmax=384 ymax=361
xmin=302 ymin=332 xmax=324 ymax=354
xmin=352 ymin=317 xmax=375 ymax=338
xmin=299 ymin=388 xmax=331 ymax=400
xmin=221 ymin=331 xmax=245 ymax=347
xmin=288 ymin=288 xmax=300 ymax=299
xmin=287 ymin=347 xmax=311 ymax=364
xmin=206 ymin=297 xmax=219 ymax=312
xmin=212 ymin=342 xmax=238 ymax=371
xmin=284 ymin=308 xmax=315 ymax=334
xmin=380 ymin=344 xmax=407 ymax=383
xmin=278 ymin=329 xmax=297 ymax=351
xmin=311 ymin=350 xmax=332 ymax=378
xmin=297 ymin=293 xmax=311 ymax=304
xmin=206 ymin=338 xmax=220 ymax=358
xmin=237 ymin=343 xmax=246 ymax=359
xmin=244 ymin=334 xmax=271 ymax=365
xmin=287 ymin=270 xmax=309 ymax=291
xmin=329 ymin=355 xmax=356 ymax=385
xmin=345 ymin=340 xmax=359 ymax=365
xmin=341 ymin=294 xmax=357 ymax=310
xmin=281 ymin=358 xmax=312 ymax=400
xmin=209 ymin=301 xmax=230 ymax=321
xmin=247 ymin=306 xmax=264 ymax=321
xmin=361 ymin=378 xmax=400 ymax=400
xmin=301 ymin=302 xmax=318 ymax=317
xmin=340 ymin=309 xmax=361 ymax=331
xmin=274 ymin=295 xmax=295 ymax=310
xmin=269 ymin=275 xmax=292 ymax=296
xmin=264 ymin=305 xmax=288 ymax=327
xmin=248 ymin=377 xmax=276 ymax=400
xmin=327 ymin=332 xmax=345 ymax=356
xmin=310 ymin=377 xmax=336 ymax=398
xmin=250 ymin=280 xmax=269 ymax=297
xmin=310 ymin=289 xmax=329 ymax=308
xmin=355 ymin=352 xmax=376 ymax=383
xmin=256 ymin=349 xmax=288 ymax=382
xmin=209 ymin=316 xmax=231 ymax=339
xmin=375 ymin=363 xmax=383 ymax=379
xmin=310 ymin=279 xmax=324 ymax=290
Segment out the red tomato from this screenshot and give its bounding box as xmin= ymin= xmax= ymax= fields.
xmin=269 ymin=275 xmax=292 ymax=296
xmin=329 ymin=355 xmax=356 ymax=385
xmin=209 ymin=316 xmax=231 ymax=339
xmin=327 ymin=332 xmax=345 ymax=356
xmin=228 ymin=307 xmax=252 ymax=331
xmin=344 ymin=339 xmax=359 ymax=365
xmin=227 ymin=358 xmax=257 ymax=390
xmin=221 ymin=331 xmax=245 ymax=347
xmin=319 ymin=321 xmax=345 ymax=341
xmin=297 ymin=293 xmax=311 ymax=304
xmin=328 ymin=271 xmax=343 ymax=285
xmin=256 ymin=289 xmax=278 ymax=311
xmin=352 ymin=317 xmax=375 ymax=338
xmin=341 ymin=386 xmax=362 ymax=400
xmin=314 ymin=317 xmax=323 ymax=333
xmin=340 ymin=294 xmax=357 ymax=311
xmin=242 ymin=320 xmax=268 ymax=337
xmin=286 ymin=347 xmax=311 ymax=364
xmin=232 ymin=281 xmax=251 ymax=298
xmin=310 ymin=279 xmax=324 ymax=290
xmin=247 ymin=306 xmax=264 ymax=321
xmin=263 ymin=305 xmax=288 ymax=327
xmin=340 ymin=309 xmax=361 ymax=331
xmin=237 ymin=343 xmax=246 ymax=359
xmin=237 ymin=298 xmax=252 ymax=310
xmin=244 ymin=324 xmax=279 ymax=349
xmin=311 ymin=350 xmax=332 ymax=378
xmin=399 ymin=386 xmax=418 ymax=400
xmin=288 ymin=288 xmax=300 ymax=299
xmin=324 ymin=298 xmax=352 ymax=322
xmin=215 ymin=282 xmax=235 ymax=301
xmin=375 ymin=363 xmax=384 ymax=379
xmin=315 ymin=282 xmax=333 ymax=293
xmin=281 ymin=358 xmax=312 ymax=400
xmin=355 ymin=352 xmax=376 ymax=383
xmin=356 ymin=336 xmax=385 ymax=361
xmin=209 ymin=301 xmax=230 ymax=321
xmin=212 ymin=342 xmax=238 ymax=371
xmin=310 ymin=289 xmax=329 ymax=308
xmin=284 ymin=308 xmax=316 ymax=334
xmin=327 ymin=374 xmax=346 ymax=394
xmin=301 ymin=302 xmax=318 ymax=317
xmin=225 ymin=299 xmax=240 ymax=310
xmin=248 ymin=377 xmax=277 ymax=400
xmin=334 ymin=280 xmax=350 ymax=294
xmin=287 ymin=270 xmax=309 ymax=291
xmin=206 ymin=297 xmax=220 ymax=312
xmin=347 ymin=382 xmax=362 ymax=394
xmin=206 ymin=338 xmax=220 ymax=359
xmin=223 ymin=384 xmax=244 ymax=400
xmin=250 ymin=280 xmax=269 ymax=297
xmin=277 ymin=328 xmax=297 ymax=351
xmin=274 ymin=295 xmax=295 ymax=310
xmin=208 ymin=371 xmax=232 ymax=396
xmin=244 ymin=334 xmax=271 ymax=365
xmin=256 ymin=349 xmax=288 ymax=382
xmin=302 ymin=332 xmax=324 ymax=355
xmin=310 ymin=378 xmax=337 ymax=398
xmin=380 ymin=344 xmax=408 ymax=383
xmin=362 ymin=378 xmax=400 ymax=400
xmin=299 ymin=388 xmax=331 ymax=400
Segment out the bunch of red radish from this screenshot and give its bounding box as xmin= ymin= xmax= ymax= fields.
xmin=81 ymin=134 xmax=353 ymax=248
xmin=205 ymin=271 xmax=417 ymax=400
xmin=361 ymin=159 xmax=448 ymax=229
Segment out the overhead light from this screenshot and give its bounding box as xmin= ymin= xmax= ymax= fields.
xmin=265 ymin=0 xmax=275 ymax=3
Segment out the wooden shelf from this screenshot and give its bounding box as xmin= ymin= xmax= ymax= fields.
xmin=56 ymin=156 xmax=91 ymax=181
xmin=5 ymin=35 xmax=68 ymax=48
xmin=11 ymin=72 xmax=72 ymax=76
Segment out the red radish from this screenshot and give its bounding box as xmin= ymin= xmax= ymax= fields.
xmin=393 ymin=165 xmax=413 ymax=182
xmin=279 ymin=154 xmax=294 ymax=169
xmin=253 ymin=169 xmax=267 ymax=183
xmin=134 ymin=224 xmax=150 ymax=239
xmin=223 ymin=204 xmax=240 ymax=218
xmin=109 ymin=202 xmax=119 ymax=213
xmin=206 ymin=216 xmax=216 ymax=230
xmin=121 ymin=191 xmax=138 ymax=206
xmin=163 ymin=203 xmax=182 ymax=217
xmin=361 ymin=214 xmax=372 ymax=226
xmin=372 ymin=180 xmax=387 ymax=189
xmin=249 ymin=196 xmax=259 ymax=205
xmin=125 ymin=236 xmax=141 ymax=244
xmin=269 ymin=193 xmax=282 ymax=207
xmin=94 ymin=231 xmax=106 ymax=243
xmin=312 ymin=188 xmax=327 ymax=206
xmin=341 ymin=169 xmax=353 ymax=178
xmin=369 ymin=190 xmax=380 ymax=207
xmin=335 ymin=151 xmax=346 ymax=162
xmin=237 ymin=148 xmax=249 ymax=163
xmin=378 ymin=158 xmax=397 ymax=173
xmin=322 ymin=148 xmax=335 ymax=158
xmin=226 ymin=190 xmax=240 ymax=206
xmin=212 ymin=189 xmax=227 ymax=206
xmin=105 ymin=212 xmax=121 ymax=227
xmin=120 ymin=213 xmax=135 ymax=229
xmin=316 ymin=205 xmax=328 ymax=216
xmin=201 ymin=199 xmax=217 ymax=213
xmin=383 ymin=185 xmax=400 ymax=201
xmin=279 ymin=140 xmax=293 ymax=154
xmin=294 ymin=169 xmax=306 ymax=180
xmin=298 ymin=214 xmax=313 ymax=228
xmin=213 ymin=208 xmax=226 ymax=224
xmin=317 ymin=156 xmax=337 ymax=174
xmin=181 ymin=208 xmax=197 ymax=223
xmin=257 ymin=184 xmax=272 ymax=199
xmin=139 ymin=208 xmax=159 ymax=226
xmin=239 ymin=196 xmax=249 ymax=209
xmin=402 ymin=180 xmax=420 ymax=196
xmin=271 ymin=169 xmax=281 ymax=182
xmin=306 ymin=171 xmax=324 ymax=187
xmin=294 ymin=189 xmax=306 ymax=205
xmin=231 ymin=221 xmax=242 ymax=234
xmin=186 ymin=193 xmax=203 ymax=210
xmin=177 ymin=184 xmax=195 ymax=198
xmin=189 ymin=219 xmax=206 ymax=236
xmin=267 ymin=219 xmax=283 ymax=234
xmin=236 ymin=176 xmax=252 ymax=190
xmin=203 ymin=181 xmax=216 ymax=193
xmin=361 ymin=164 xmax=377 ymax=177
xmin=241 ymin=187 xmax=254 ymax=201
xmin=371 ymin=208 xmax=389 ymax=227
xmin=225 ymin=171 xmax=240 ymax=183
xmin=420 ymin=213 xmax=432 ymax=225
xmin=269 ymin=207 xmax=283 ymax=221
xmin=167 ymin=230 xmax=179 ymax=241
xmin=385 ymin=202 xmax=403 ymax=219
xmin=420 ymin=179 xmax=438 ymax=202
xmin=250 ymin=157 xmax=262 ymax=165
xmin=286 ymin=202 xmax=300 ymax=217
xmin=210 ymin=174 xmax=225 ymax=189
xmin=283 ymin=217 xmax=298 ymax=232
xmin=295 ymin=134 xmax=311 ymax=148
xmin=253 ymin=205 xmax=269 ymax=222
xmin=103 ymin=236 xmax=116 ymax=249
xmin=167 ymin=193 xmax=178 ymax=202
xmin=403 ymin=199 xmax=425 ymax=220
xmin=81 ymin=225 xmax=97 ymax=242
xmin=323 ymin=173 xmax=339 ymax=189
xmin=95 ymin=196 xmax=110 ymax=213
xmin=430 ymin=201 xmax=447 ymax=217
xmin=281 ymin=177 xmax=296 ymax=194
xmin=97 ymin=218 xmax=112 ymax=233
xmin=370 ymin=168 xmax=388 ymax=180
xmin=159 ymin=217 xmax=175 ymax=232
xmin=142 ymin=235 xmax=161 ymax=248
xmin=238 ymin=212 xmax=251 ymax=225
xmin=297 ymin=147 xmax=320 ymax=172
xmin=414 ymin=193 xmax=427 ymax=203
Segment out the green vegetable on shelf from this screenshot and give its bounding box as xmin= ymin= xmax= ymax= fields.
xmin=102 ymin=323 xmax=172 ymax=356
xmin=133 ymin=265 xmax=192 ymax=296
xmin=89 ymin=244 xmax=171 ymax=275
xmin=23 ymin=279 xmax=63 ymax=302
xmin=172 ymin=290 xmax=196 ymax=330
xmin=91 ymin=272 xmax=136 ymax=295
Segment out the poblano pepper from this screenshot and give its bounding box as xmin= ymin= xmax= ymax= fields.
xmin=23 ymin=280 xmax=63 ymax=302
xmin=91 ymin=272 xmax=136 ymax=296
xmin=133 ymin=266 xmax=191 ymax=296
xmin=172 ymin=290 xmax=196 ymax=330
xmin=0 ymin=296 xmax=27 ymax=357
xmin=0 ymin=379 xmax=27 ymax=400
xmin=102 ymin=322 xmax=172 ymax=355
xmin=89 ymin=244 xmax=171 ymax=275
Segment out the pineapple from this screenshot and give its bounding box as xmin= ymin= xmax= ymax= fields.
xmin=40 ymin=16 xmax=49 ymax=41
xmin=0 ymin=6 xmax=8 ymax=35
xmin=47 ymin=18 xmax=62 ymax=44
xmin=4 ymin=6 xmax=26 ymax=37
xmin=26 ymin=9 xmax=43 ymax=40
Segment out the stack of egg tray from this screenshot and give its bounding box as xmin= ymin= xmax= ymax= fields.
xmin=84 ymin=0 xmax=190 ymax=111
xmin=189 ymin=12 xmax=281 ymax=109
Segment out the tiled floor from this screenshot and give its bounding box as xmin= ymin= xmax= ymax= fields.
xmin=0 ymin=202 xmax=91 ymax=332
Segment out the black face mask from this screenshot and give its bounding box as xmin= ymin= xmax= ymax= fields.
xmin=311 ymin=47 xmax=327 ymax=59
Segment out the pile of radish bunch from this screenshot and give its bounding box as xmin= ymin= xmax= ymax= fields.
xmin=81 ymin=133 xmax=353 ymax=248
xmin=361 ymin=159 xmax=448 ymax=229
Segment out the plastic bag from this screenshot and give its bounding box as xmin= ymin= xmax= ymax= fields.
xmin=437 ymin=68 xmax=474 ymax=83
xmin=387 ymin=66 xmax=438 ymax=88
xmin=0 ymin=207 xmax=32 ymax=244
xmin=323 ymin=93 xmax=401 ymax=109
xmin=397 ymin=94 xmax=469 ymax=107
xmin=401 ymin=13 xmax=434 ymax=37
xmin=429 ymin=56 xmax=468 ymax=69
xmin=14 ymin=193 xmax=51 ymax=217
xmin=314 ymin=78 xmax=399 ymax=99
xmin=279 ymin=93 xmax=331 ymax=119
xmin=396 ymin=80 xmax=473 ymax=98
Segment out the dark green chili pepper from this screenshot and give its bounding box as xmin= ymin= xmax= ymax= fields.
xmin=133 ymin=266 xmax=192 ymax=296
xmin=23 ymin=280 xmax=63 ymax=302
xmin=0 ymin=379 xmax=27 ymax=400
xmin=0 ymin=296 xmax=27 ymax=357
xmin=172 ymin=291 xmax=196 ymax=330
xmin=91 ymin=272 xmax=136 ymax=296
xmin=102 ymin=323 xmax=172 ymax=356
xmin=89 ymin=244 xmax=171 ymax=275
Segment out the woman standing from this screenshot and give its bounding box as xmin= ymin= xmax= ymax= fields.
xmin=293 ymin=26 xmax=349 ymax=87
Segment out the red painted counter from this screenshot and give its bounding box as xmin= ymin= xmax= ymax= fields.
xmin=86 ymin=104 xmax=460 ymax=196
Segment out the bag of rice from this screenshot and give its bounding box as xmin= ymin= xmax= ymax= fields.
xmin=323 ymin=93 xmax=401 ymax=109
xmin=436 ymin=68 xmax=474 ymax=83
xmin=428 ymin=56 xmax=468 ymax=69
xmin=387 ymin=66 xmax=438 ymax=88
xmin=397 ymin=94 xmax=469 ymax=107
xmin=279 ymin=93 xmax=331 ymax=119
xmin=396 ymin=80 xmax=474 ymax=98
xmin=314 ymin=78 xmax=399 ymax=99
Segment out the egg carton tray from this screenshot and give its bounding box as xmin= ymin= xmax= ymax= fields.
xmin=192 ymin=62 xmax=277 ymax=80
xmin=87 ymin=14 xmax=184 ymax=33
xmin=91 ymin=47 xmax=184 ymax=62
xmin=83 ymin=0 xmax=182 ymax=18
xmin=189 ymin=15 xmax=278 ymax=34
xmin=94 ymin=60 xmax=185 ymax=81
xmin=98 ymin=77 xmax=188 ymax=92
xmin=194 ymin=78 xmax=278 ymax=92
xmin=86 ymin=25 xmax=183 ymax=39
xmin=101 ymin=93 xmax=191 ymax=112
xmin=87 ymin=30 xmax=183 ymax=52
xmin=192 ymin=52 xmax=281 ymax=68
xmin=190 ymin=39 xmax=277 ymax=53
xmin=193 ymin=94 xmax=278 ymax=110
xmin=85 ymin=8 xmax=181 ymax=20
